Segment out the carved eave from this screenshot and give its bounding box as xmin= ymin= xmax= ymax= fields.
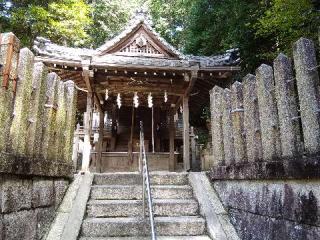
xmin=96 ymin=16 xmax=183 ymax=59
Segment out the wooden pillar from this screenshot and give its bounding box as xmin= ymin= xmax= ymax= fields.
xmin=82 ymin=91 xmax=93 ymax=172
xmin=152 ymin=106 xmax=155 ymax=153
xmin=111 ymin=105 xmax=117 ymax=151
xmin=96 ymin=111 xmax=104 ymax=173
xmin=169 ymin=107 xmax=175 ymax=171
xmin=182 ymin=96 xmax=190 ymax=170
xmin=155 ymin=107 xmax=161 ymax=152
xmin=190 ymin=126 xmax=196 ymax=170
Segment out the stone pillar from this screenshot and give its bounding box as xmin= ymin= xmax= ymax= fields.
xmin=210 ymin=86 xmax=225 ymax=166
xmin=72 ymin=124 xmax=80 ymax=171
xmin=64 ymin=80 xmax=78 ymax=164
xmin=256 ymin=64 xmax=281 ymax=161
xmin=182 ymin=96 xmax=190 ymax=170
xmin=231 ymin=81 xmax=247 ymax=163
xmin=43 ymin=73 xmax=59 ymax=161
xmin=293 ymin=38 xmax=320 ymax=155
xmin=10 ymin=48 xmax=34 ymax=156
xmin=243 ymin=74 xmax=263 ymax=162
xmin=274 ymin=53 xmax=303 ymax=158
xmin=26 ymin=62 xmax=48 ymax=158
xmin=0 ymin=33 xmax=20 ymax=153
xmin=221 ymin=89 xmax=234 ymax=165
xmin=53 ymin=81 xmax=67 ymax=162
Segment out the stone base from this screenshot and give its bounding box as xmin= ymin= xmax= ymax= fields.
xmin=209 ymin=156 xmax=320 ymax=180
xmin=0 ymin=151 xmax=73 ymax=178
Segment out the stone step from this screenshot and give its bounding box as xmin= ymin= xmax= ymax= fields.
xmin=81 ymin=216 xmax=206 ymax=237
xmin=91 ymin=185 xmax=193 ymax=200
xmin=80 ymin=236 xmax=211 ymax=240
xmin=87 ymin=199 xmax=199 ymax=217
xmin=93 ymin=172 xmax=189 ymax=186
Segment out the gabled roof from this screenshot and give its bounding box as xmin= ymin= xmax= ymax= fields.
xmin=96 ymin=10 xmax=184 ymax=59
xmin=32 ymin=11 xmax=240 ymax=70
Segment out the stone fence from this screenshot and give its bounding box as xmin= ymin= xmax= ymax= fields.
xmin=0 ymin=32 xmax=78 ymax=178
xmin=209 ymin=37 xmax=320 ymax=180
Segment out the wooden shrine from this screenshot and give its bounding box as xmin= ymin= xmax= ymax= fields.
xmin=32 ymin=11 xmax=240 ymax=172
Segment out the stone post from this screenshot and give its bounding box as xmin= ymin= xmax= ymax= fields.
xmin=26 ymin=62 xmax=48 ymax=157
xmin=231 ymin=81 xmax=247 ymax=163
xmin=43 ymin=73 xmax=59 ymax=160
xmin=53 ymin=81 xmax=67 ymax=162
xmin=210 ymin=86 xmax=225 ymax=166
xmin=256 ymin=64 xmax=281 ymax=161
xmin=221 ymin=89 xmax=234 ymax=165
xmin=274 ymin=53 xmax=303 ymax=158
xmin=293 ymin=38 xmax=320 ymax=155
xmin=10 ymin=48 xmax=34 ymax=156
xmin=64 ymin=80 xmax=78 ymax=164
xmin=243 ymin=74 xmax=263 ymax=162
xmin=0 ymin=33 xmax=20 ymax=153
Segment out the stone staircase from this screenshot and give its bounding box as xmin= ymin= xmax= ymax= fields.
xmin=79 ymin=172 xmax=211 ymax=240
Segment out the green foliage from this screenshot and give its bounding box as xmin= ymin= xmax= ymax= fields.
xmin=1 ymin=0 xmax=92 ymax=47
xmin=87 ymin=0 xmax=143 ymax=48
xmin=255 ymin=0 xmax=319 ymax=59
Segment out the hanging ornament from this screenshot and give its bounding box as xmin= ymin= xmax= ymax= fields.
xmin=180 ymin=105 xmax=183 ymax=113
xmin=164 ymin=90 xmax=168 ymax=103
xmin=148 ymin=92 xmax=153 ymax=108
xmin=105 ymin=89 xmax=109 ymax=100
xmin=93 ymin=132 xmax=99 ymax=143
xmin=174 ymin=112 xmax=178 ymax=122
xmin=117 ymin=93 xmax=121 ymax=109
xmin=133 ymin=92 xmax=139 ymax=108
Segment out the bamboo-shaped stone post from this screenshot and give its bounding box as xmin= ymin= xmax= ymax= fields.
xmin=64 ymin=80 xmax=78 ymax=164
xmin=43 ymin=73 xmax=59 ymax=160
xmin=243 ymin=74 xmax=263 ymax=162
xmin=231 ymin=81 xmax=247 ymax=163
xmin=26 ymin=62 xmax=48 ymax=157
xmin=222 ymin=89 xmax=235 ymax=165
xmin=210 ymin=86 xmax=225 ymax=166
xmin=0 ymin=33 xmax=20 ymax=152
xmin=293 ymin=38 xmax=320 ymax=155
xmin=53 ymin=81 xmax=67 ymax=162
xmin=274 ymin=53 xmax=303 ymax=158
xmin=256 ymin=64 xmax=281 ymax=161
xmin=10 ymin=48 xmax=34 ymax=156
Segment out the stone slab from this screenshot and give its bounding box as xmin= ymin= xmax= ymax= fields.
xmin=81 ymin=216 xmax=206 ymax=237
xmin=94 ymin=172 xmax=189 ymax=186
xmin=32 ymin=179 xmax=54 ymax=207
xmin=3 ymin=210 xmax=37 ymax=240
xmin=54 ymin=179 xmax=69 ymax=209
xmin=87 ymin=199 xmax=198 ymax=217
xmin=91 ymin=185 xmax=193 ymax=200
xmin=189 ymin=172 xmax=240 ymax=240
xmin=35 ymin=207 xmax=55 ymax=239
xmin=79 ymin=236 xmax=211 ymax=240
xmin=1 ymin=176 xmax=32 ymax=213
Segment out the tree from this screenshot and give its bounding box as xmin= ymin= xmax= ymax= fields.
xmin=0 ymin=0 xmax=92 ymax=47
xmin=255 ymin=0 xmax=319 ymax=60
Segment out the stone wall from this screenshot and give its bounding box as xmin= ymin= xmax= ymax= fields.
xmin=0 ymin=33 xmax=77 ymax=239
xmin=208 ymin=37 xmax=320 ymax=239
xmin=0 ymin=175 xmax=68 ymax=240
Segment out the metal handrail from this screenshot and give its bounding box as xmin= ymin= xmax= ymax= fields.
xmin=139 ymin=121 xmax=157 ymax=240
